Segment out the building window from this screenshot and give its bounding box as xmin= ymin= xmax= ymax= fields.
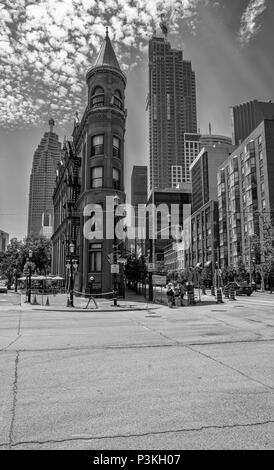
xmin=91 ymin=167 xmax=103 ymax=188
xmin=259 ymin=150 xmax=263 ymax=161
xmin=112 ymin=89 xmax=122 ymax=109
xmin=89 ymin=243 xmax=102 ymax=272
xmin=113 ymin=136 xmax=121 ymax=158
xmin=91 ymin=135 xmax=104 ymax=156
xmin=91 ymin=87 xmax=104 ymax=108
xmin=113 ymin=168 xmax=120 ymax=190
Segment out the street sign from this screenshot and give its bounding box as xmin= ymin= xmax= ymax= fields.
xmin=152 ymin=275 xmax=167 ymax=285
xmin=111 ymin=264 xmax=119 ymax=274
xmin=107 ymin=253 xmax=121 ymax=264
xmin=107 ymin=253 xmax=114 ymax=264
xmin=147 ymin=263 xmax=155 ymax=272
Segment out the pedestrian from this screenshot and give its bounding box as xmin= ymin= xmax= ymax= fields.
xmin=180 ymin=281 xmax=187 ymax=306
xmin=174 ymin=282 xmax=180 ymax=307
xmin=166 ymin=282 xmax=175 ymax=308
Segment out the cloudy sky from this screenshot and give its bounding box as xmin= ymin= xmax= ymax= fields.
xmin=0 ymin=0 xmax=274 ymax=239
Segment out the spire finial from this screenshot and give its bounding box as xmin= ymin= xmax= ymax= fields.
xmin=49 ymin=118 xmax=55 ymax=133
xmin=105 ymin=26 xmax=109 ymax=38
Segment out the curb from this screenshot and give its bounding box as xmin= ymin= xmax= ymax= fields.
xmin=21 ymin=307 xmax=158 ymax=312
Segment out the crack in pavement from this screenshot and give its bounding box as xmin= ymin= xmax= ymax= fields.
xmin=8 ymin=351 xmax=19 ymax=449
xmin=0 ymin=418 xmax=273 ymax=448
xmin=186 ymin=345 xmax=274 ymax=392
xmin=0 ymin=310 xmax=22 ymax=352
xmin=1 ymin=337 xmax=274 ymax=354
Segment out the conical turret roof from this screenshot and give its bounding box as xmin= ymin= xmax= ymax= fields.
xmin=94 ymin=27 xmax=120 ymax=70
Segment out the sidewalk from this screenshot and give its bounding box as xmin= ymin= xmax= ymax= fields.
xmin=20 ymin=291 xmax=158 ymax=312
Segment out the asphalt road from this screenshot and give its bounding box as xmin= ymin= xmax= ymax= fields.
xmin=0 ymin=291 xmax=273 ymax=450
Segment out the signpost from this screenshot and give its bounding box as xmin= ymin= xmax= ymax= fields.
xmin=111 ymin=264 xmax=119 ymax=274
xmin=147 ymin=262 xmax=155 ymax=272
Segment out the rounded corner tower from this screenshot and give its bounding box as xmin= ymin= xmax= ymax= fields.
xmin=74 ymin=28 xmax=127 ymax=295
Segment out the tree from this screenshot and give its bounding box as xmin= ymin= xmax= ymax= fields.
xmin=22 ymin=236 xmax=52 ymax=274
xmin=0 ymin=238 xmax=24 ymax=287
xmin=251 ymin=213 xmax=274 ymax=290
xmin=0 ymin=236 xmax=52 ymax=287
xmin=124 ymin=254 xmax=147 ymax=290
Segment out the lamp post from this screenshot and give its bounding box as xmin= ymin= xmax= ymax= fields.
xmin=27 ymin=249 xmax=33 ymax=303
xmin=113 ymin=194 xmax=120 ymax=306
xmin=68 ymin=242 xmax=75 ymax=307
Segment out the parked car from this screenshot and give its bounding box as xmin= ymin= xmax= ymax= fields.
xmin=226 ymin=281 xmax=254 ymax=296
xmin=0 ymin=282 xmax=8 ymax=294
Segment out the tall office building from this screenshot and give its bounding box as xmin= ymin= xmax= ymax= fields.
xmin=131 ymin=166 xmax=147 ymax=254
xmin=131 ymin=165 xmax=147 ymax=219
xmin=187 ymin=138 xmax=234 ymax=269
xmin=0 ymin=230 xmax=9 ymax=252
xmin=148 ymin=36 xmax=197 ymax=191
xmin=28 ymin=119 xmax=61 ymax=238
xmin=231 ymin=99 xmax=274 ymax=146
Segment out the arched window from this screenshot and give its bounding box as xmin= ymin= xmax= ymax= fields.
xmin=91 ymin=86 xmax=104 ymax=108
xmin=112 ymin=89 xmax=123 ymax=110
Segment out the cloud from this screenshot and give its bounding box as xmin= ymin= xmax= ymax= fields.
xmin=238 ymin=0 xmax=268 ymax=45
xmin=0 ymin=0 xmax=202 ymax=129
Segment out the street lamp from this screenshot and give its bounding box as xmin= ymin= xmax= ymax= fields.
xmin=67 ymin=242 xmax=75 ymax=307
xmin=113 ymin=194 xmax=120 ymax=306
xmin=27 ymin=249 xmax=33 ymax=303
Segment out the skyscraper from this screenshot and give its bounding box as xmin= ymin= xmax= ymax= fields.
xmin=231 ymin=99 xmax=274 ymax=146
xmin=148 ymin=36 xmax=197 ymax=191
xmin=28 ymin=119 xmax=61 ymax=238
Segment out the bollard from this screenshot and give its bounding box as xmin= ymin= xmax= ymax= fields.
xmin=223 ymin=285 xmax=229 ymax=299
xmin=216 ymin=288 xmax=224 ymax=304
xmin=189 ymin=291 xmax=195 ymax=305
xmin=229 ymin=285 xmax=236 ymax=301
xmin=45 ymin=296 xmax=50 ymax=306
xmin=211 ymin=285 xmax=215 ymax=296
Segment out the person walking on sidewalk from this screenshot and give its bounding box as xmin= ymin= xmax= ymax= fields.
xmin=179 ymin=281 xmax=187 ymax=306
xmin=174 ymin=282 xmax=180 ymax=307
xmin=167 ymin=282 xmax=175 ymax=308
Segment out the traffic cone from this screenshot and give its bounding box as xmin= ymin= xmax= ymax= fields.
xmin=216 ymin=288 xmax=224 ymax=304
xmin=32 ymin=294 xmax=39 ymax=305
xmin=45 ymin=296 xmax=50 ymax=306
xmin=229 ymin=285 xmax=236 ymax=301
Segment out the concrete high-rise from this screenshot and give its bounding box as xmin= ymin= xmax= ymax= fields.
xmin=218 ymin=119 xmax=274 ymax=269
xmin=131 ymin=165 xmax=147 ymax=222
xmin=131 ymin=166 xmax=147 ymax=255
xmin=0 ymin=230 xmax=9 ymax=252
xmin=187 ymin=137 xmax=234 ymax=270
xmin=231 ymin=99 xmax=274 ymax=146
xmin=148 ymin=36 xmax=197 ymax=191
xmin=27 ymin=119 xmax=61 ymax=238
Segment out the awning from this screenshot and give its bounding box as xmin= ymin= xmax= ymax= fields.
xmin=205 ymin=260 xmax=212 ymax=267
xmin=196 ymin=262 xmax=202 ymax=268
